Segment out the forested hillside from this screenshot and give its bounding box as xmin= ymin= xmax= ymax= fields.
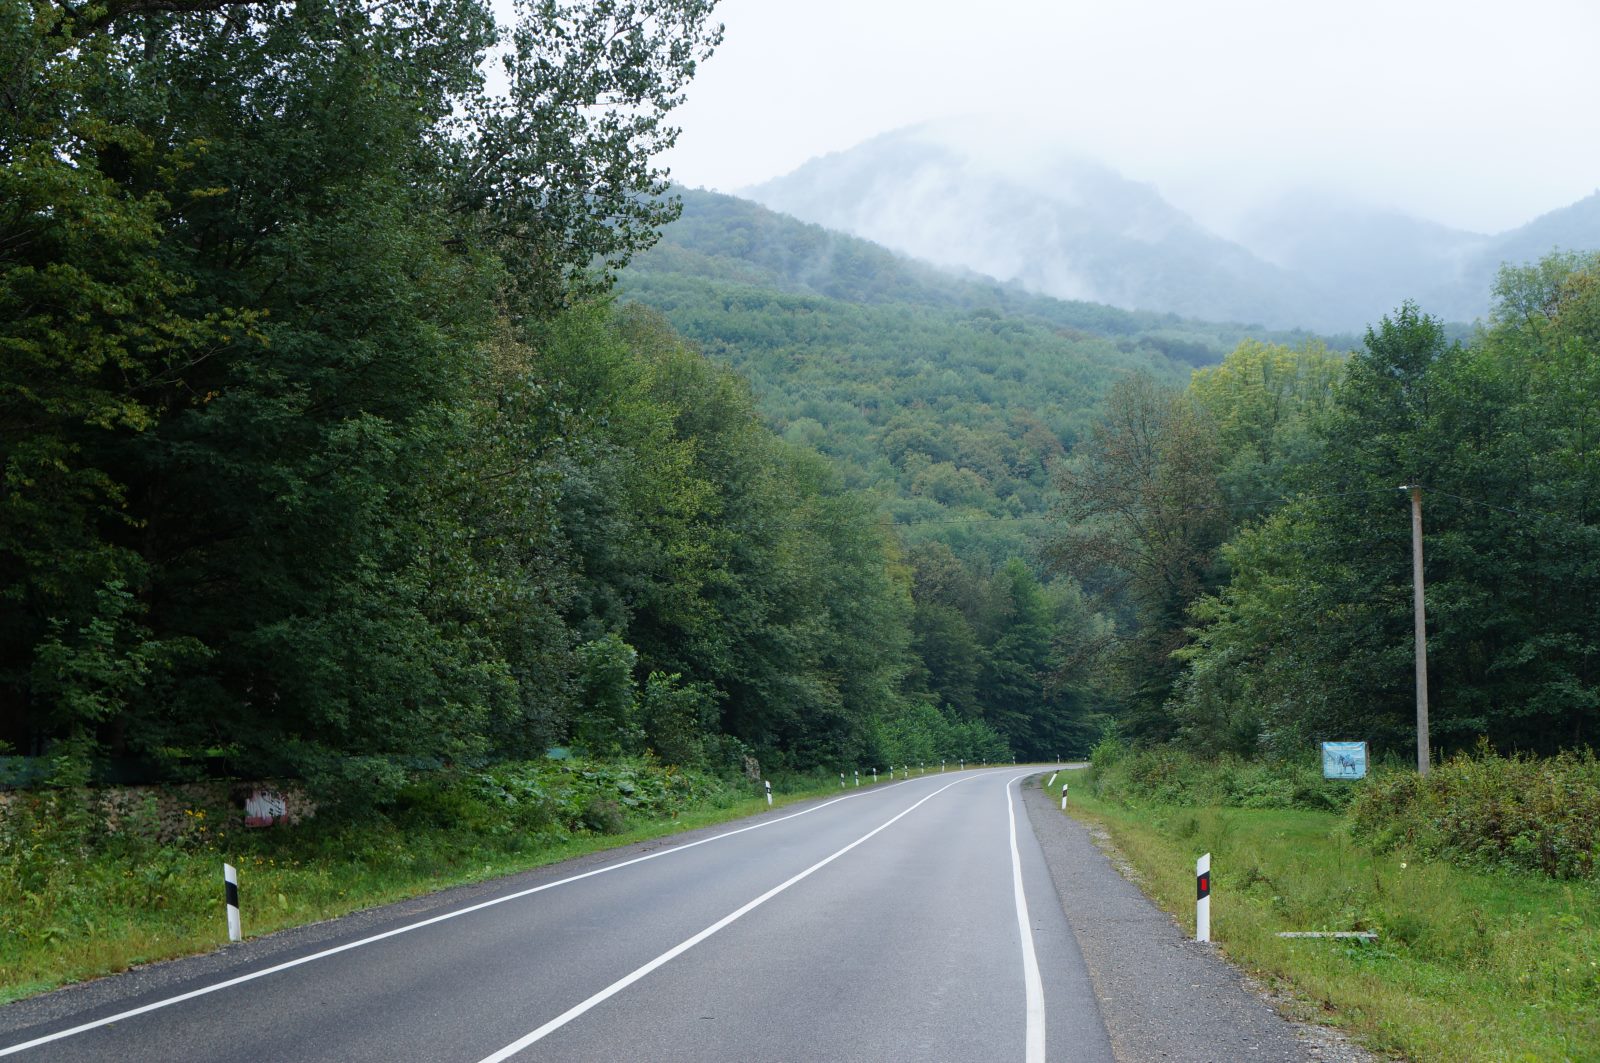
xmin=618 ymin=189 xmax=1336 ymax=564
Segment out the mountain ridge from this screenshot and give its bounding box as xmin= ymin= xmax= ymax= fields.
xmin=740 ymin=125 xmax=1600 ymax=332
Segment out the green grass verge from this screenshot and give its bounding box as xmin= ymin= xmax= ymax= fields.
xmin=0 ymin=767 xmax=851 ymax=1006
xmin=1044 ymin=773 xmax=1600 ymax=1063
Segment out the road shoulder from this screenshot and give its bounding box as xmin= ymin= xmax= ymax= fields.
xmin=1020 ymin=778 xmax=1379 ymax=1062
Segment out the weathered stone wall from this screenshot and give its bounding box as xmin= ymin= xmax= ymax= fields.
xmin=0 ymin=781 xmax=313 ymax=842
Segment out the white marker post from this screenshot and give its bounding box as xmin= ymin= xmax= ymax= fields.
xmin=1060 ymin=784 xmax=1068 ymax=811
xmin=854 ymin=770 xmax=859 ymax=787
xmin=840 ymin=772 xmax=846 ymax=789
xmin=223 ymin=862 xmax=241 ymax=942
xmin=764 ymin=780 xmax=772 ymax=807
xmin=940 ymin=760 xmax=945 ymax=772
xmin=872 ymin=768 xmax=878 ymax=784
xmin=1047 ymin=771 xmax=1058 ymax=787
xmin=1196 ymin=853 xmax=1211 ymax=943
xmin=959 ymin=759 xmax=964 ymax=771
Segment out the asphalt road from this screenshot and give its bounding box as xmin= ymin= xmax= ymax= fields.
xmin=0 ymin=769 xmax=1114 ymax=1063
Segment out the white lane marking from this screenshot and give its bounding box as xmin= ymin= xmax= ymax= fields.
xmin=475 ymin=777 xmax=978 ymax=1063
xmin=0 ymin=778 xmax=949 ymax=1058
xmin=1007 ymin=774 xmax=1047 ymax=1063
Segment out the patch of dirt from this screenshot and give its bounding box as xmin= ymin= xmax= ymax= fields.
xmin=1082 ymin=820 xmax=1148 ymax=888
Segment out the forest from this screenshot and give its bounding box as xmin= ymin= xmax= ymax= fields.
xmin=1056 ymin=263 xmax=1600 ymax=758
xmin=5 ymin=0 xmax=1596 ymax=816
xmin=1 ymin=0 xmax=1075 ymax=803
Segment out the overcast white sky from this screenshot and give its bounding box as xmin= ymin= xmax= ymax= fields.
xmin=645 ymin=0 xmax=1600 ymax=236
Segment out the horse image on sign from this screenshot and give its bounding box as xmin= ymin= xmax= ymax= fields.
xmin=1321 ymin=741 xmax=1368 ymax=780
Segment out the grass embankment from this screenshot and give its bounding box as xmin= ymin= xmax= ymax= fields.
xmin=0 ymin=759 xmax=847 ymax=1005
xmin=1048 ymin=753 xmax=1600 ymax=1062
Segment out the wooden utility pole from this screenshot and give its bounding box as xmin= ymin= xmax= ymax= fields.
xmin=1405 ymin=484 xmax=1431 ymax=775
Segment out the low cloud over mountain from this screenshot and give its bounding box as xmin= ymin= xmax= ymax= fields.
xmin=742 ymin=124 xmax=1600 ymax=332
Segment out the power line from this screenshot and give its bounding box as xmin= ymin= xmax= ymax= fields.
xmin=867 ymin=485 xmax=1599 ymax=541
xmin=1424 ymin=487 xmax=1600 ymax=536
xmin=874 ymin=485 xmax=1399 ymax=528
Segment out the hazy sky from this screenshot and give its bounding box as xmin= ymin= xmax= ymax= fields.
xmin=646 ymin=0 xmax=1600 ymax=236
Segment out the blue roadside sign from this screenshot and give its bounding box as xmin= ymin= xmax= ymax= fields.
xmin=1321 ymin=741 xmax=1368 ymax=779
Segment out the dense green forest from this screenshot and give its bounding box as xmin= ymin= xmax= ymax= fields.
xmin=1051 ymin=258 xmax=1600 ymax=757
xmin=1 ymin=0 xmax=1089 ymax=798
xmin=5 ymin=0 xmax=1593 ymax=807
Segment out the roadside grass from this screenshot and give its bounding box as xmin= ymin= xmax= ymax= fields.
xmin=1046 ymin=773 xmax=1600 ymax=1063
xmin=0 ymin=764 xmax=852 ymax=1006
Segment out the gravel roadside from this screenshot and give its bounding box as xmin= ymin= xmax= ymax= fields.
xmin=1020 ymin=777 xmax=1385 ymax=1063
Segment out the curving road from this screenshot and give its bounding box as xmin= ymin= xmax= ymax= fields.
xmin=0 ymin=769 xmax=1113 ymax=1063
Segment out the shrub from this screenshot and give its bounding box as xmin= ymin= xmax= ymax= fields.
xmin=579 ymin=797 xmax=627 ymax=834
xmin=1347 ymin=748 xmax=1600 ymax=880
xmin=1088 ymin=729 xmax=1128 ymax=774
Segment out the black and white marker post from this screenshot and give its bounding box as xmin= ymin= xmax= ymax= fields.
xmin=764 ymin=780 xmax=772 ymax=807
xmin=223 ymin=862 xmax=241 ymax=942
xmin=1196 ymin=853 xmax=1211 ymax=943
xmin=840 ymin=772 xmax=846 ymax=789
xmin=854 ymin=770 xmax=859 ymax=787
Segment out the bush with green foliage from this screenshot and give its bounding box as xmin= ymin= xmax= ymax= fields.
xmin=1348 ymin=748 xmax=1600 ymax=880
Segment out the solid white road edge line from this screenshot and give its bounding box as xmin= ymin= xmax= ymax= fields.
xmin=0 ymin=775 xmax=949 ymax=1058
xmin=1007 ymin=773 xmax=1047 ymax=1063
xmin=474 ymin=776 xmax=978 ymax=1063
